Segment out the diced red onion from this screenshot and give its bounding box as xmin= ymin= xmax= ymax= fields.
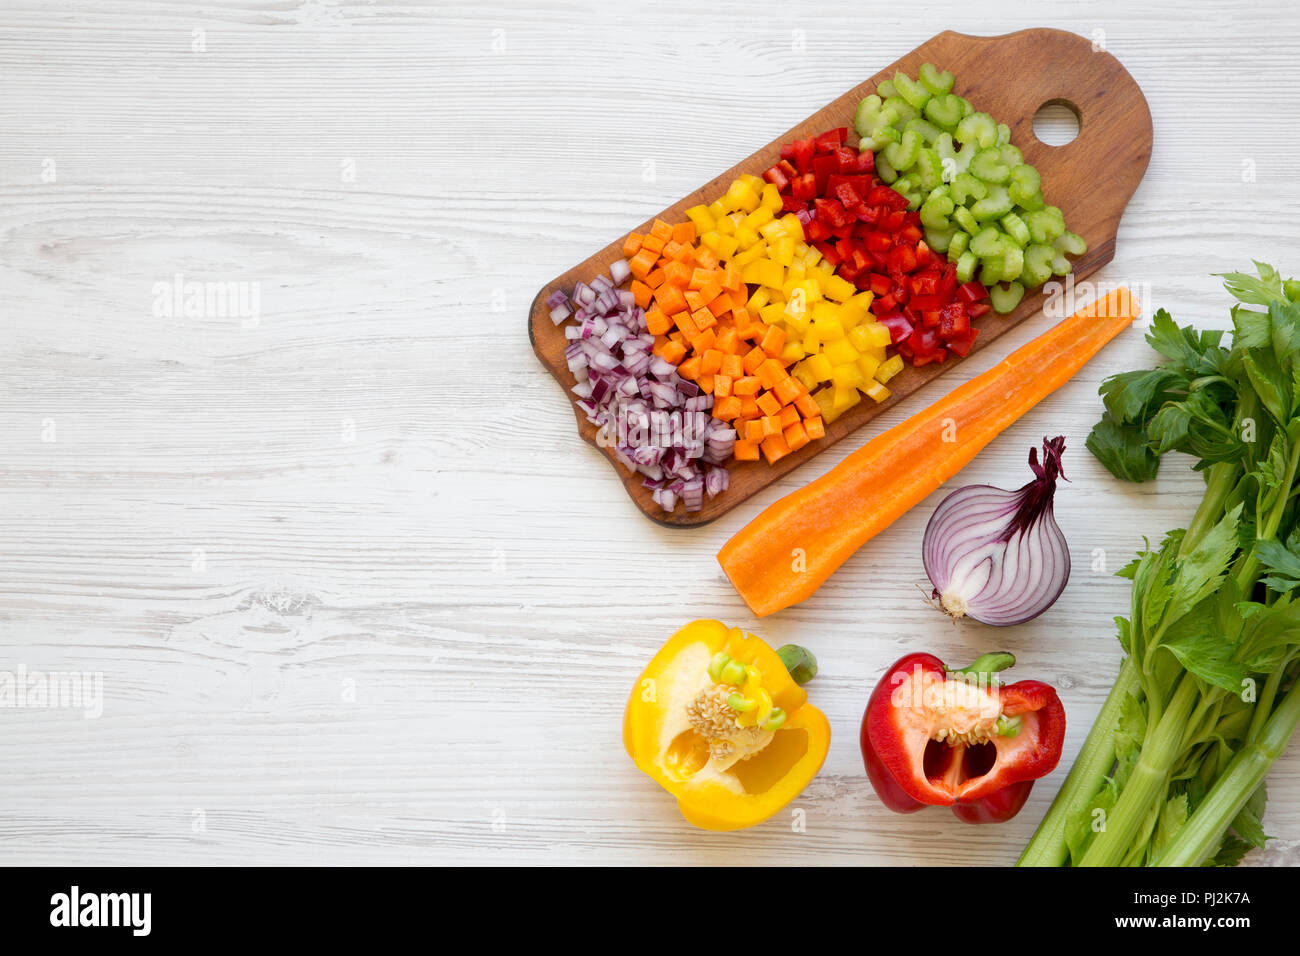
xmin=922 ymin=437 xmax=1071 ymax=626
xmin=554 ymin=263 xmax=735 ymax=514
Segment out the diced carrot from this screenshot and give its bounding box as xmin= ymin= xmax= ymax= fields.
xmin=629 ymin=249 xmax=657 ymax=280
xmin=697 ymin=279 xmax=722 ymax=304
xmin=706 ymin=292 xmax=733 ymax=317
xmin=669 ymin=330 xmax=686 ymax=345
xmin=664 ymin=261 xmax=693 ymax=287
xmin=761 ymin=325 xmax=787 ymax=357
xmin=701 ymin=349 xmax=723 ymax=375
xmin=794 ymin=392 xmax=821 ymax=418
xmin=630 ymin=280 xmax=653 ymax=309
xmin=734 ymin=439 xmax=761 ymax=462
xmin=739 ymin=398 xmax=761 ymax=419
xmin=720 ymin=268 xmax=745 ymax=293
xmin=761 ymin=433 xmax=791 ymax=464
xmin=684 ymin=290 xmax=705 ymax=313
xmin=774 ymin=376 xmax=801 ymax=406
xmin=678 ymin=356 xmax=702 ymax=380
xmin=645 ymin=267 xmax=666 ymax=290
xmin=623 ymin=234 xmax=643 ymax=258
xmin=658 ymin=340 xmax=687 ymax=364
xmin=671 ymin=222 xmax=696 ymax=244
xmin=655 ymin=284 xmax=687 ymax=316
xmin=714 ymin=374 xmax=733 ymax=399
xmin=698 ymin=374 xmax=715 ymax=394
xmin=804 ymin=416 xmax=825 ymax=440
xmin=779 ymin=404 xmax=801 ymax=429
xmin=784 ymin=421 xmax=810 ymax=452
xmin=650 ymin=218 xmax=673 ymax=241
xmin=691 ymin=328 xmax=717 ymax=353
xmin=714 ymin=395 xmax=742 ymax=420
xmin=756 ymin=391 xmax=782 ymax=417
xmin=641 ymin=234 xmax=665 ymax=255
xmin=733 ymin=376 xmax=761 ymax=396
xmin=675 ymin=311 xmax=701 ymax=338
xmin=743 ymin=347 xmax=767 ymax=375
xmin=719 ymin=350 xmax=743 ymax=376
xmin=689 ymin=268 xmax=713 ymax=290
xmin=757 ymin=358 xmax=786 ymax=389
xmin=670 ymin=243 xmax=694 ymax=263
xmin=645 ymin=309 xmax=671 ymax=336
xmin=745 ymin=420 xmax=766 ymax=442
xmin=661 ymin=240 xmax=683 ymax=261
xmin=694 ymin=246 xmax=719 ymax=270
xmin=692 ymin=307 xmax=717 ymax=331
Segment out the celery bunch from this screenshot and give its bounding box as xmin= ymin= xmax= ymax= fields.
xmin=1020 ymin=262 xmax=1300 ymax=866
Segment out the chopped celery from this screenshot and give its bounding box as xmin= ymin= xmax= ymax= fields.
xmin=857 ymin=124 xmax=899 ymax=151
xmin=971 ymin=185 xmax=1012 ymax=221
xmin=893 ymin=71 xmax=930 ymax=110
xmin=997 ymin=122 xmax=1011 ymax=146
xmin=1001 ymin=244 xmax=1024 ymax=283
xmin=904 ymin=117 xmax=943 ymax=145
xmin=882 ymin=95 xmax=919 ymax=126
xmin=980 ymin=255 xmax=1003 ymax=285
xmin=1054 ymin=230 xmax=1087 ymax=256
xmin=934 ymin=133 xmax=963 ymax=180
xmin=1008 ymin=164 xmax=1041 ymax=206
xmin=883 ymin=128 xmax=922 ymax=172
xmin=970 ymin=147 xmax=1010 ymax=184
xmin=877 ymin=79 xmax=897 ymax=98
xmin=892 ymin=173 xmax=917 ymax=196
xmin=1025 ymin=208 xmax=1065 ymax=243
xmin=955 ymin=111 xmax=999 ymax=149
xmin=924 ymin=226 xmax=956 ymax=253
xmin=952 ymin=205 xmax=980 ymax=235
xmin=918 ymin=62 xmax=954 ymax=95
xmin=923 ymin=93 xmax=964 ymax=131
xmin=969 ymin=226 xmax=1005 ymax=258
xmin=1022 ymin=244 xmax=1055 ymax=286
xmin=989 ymin=281 xmax=1025 ymax=313
xmin=1000 ymin=143 xmax=1024 ymax=167
xmin=950 ymin=172 xmax=986 ymax=205
xmin=1050 ymin=252 xmax=1072 ymax=276
xmin=915 ymin=148 xmax=944 ymax=190
xmin=1000 ymin=211 xmax=1030 ymax=247
xmin=947 ymin=230 xmax=969 ymax=259
xmin=955 ymin=95 xmax=973 ymax=118
xmin=874 ymin=152 xmax=898 ymax=184
xmin=919 ymin=192 xmax=954 ymax=229
xmin=955 ymin=250 xmax=977 ymax=282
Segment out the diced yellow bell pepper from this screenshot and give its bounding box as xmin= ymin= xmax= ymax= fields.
xmin=876 ymin=354 xmax=905 ymax=384
xmin=864 ymin=381 xmax=891 ymax=403
xmin=823 ymin=339 xmax=859 ymax=366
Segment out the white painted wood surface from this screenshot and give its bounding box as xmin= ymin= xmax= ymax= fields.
xmin=2 ymin=0 xmax=1299 ymax=866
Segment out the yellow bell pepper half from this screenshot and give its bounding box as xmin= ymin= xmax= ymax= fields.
xmin=623 ymin=620 xmax=831 ymax=831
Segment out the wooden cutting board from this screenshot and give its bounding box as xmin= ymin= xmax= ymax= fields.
xmin=530 ymin=27 xmax=1151 ymax=527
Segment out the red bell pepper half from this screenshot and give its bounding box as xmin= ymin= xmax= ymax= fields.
xmin=860 ymin=652 xmax=1065 ymax=824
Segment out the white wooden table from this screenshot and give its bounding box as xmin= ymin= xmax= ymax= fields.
xmin=3 ymin=0 xmax=1299 ymax=866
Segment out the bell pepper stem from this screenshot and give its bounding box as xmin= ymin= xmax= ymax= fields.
xmin=949 ymin=652 xmax=1016 ymax=677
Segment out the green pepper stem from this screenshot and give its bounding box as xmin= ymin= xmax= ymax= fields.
xmin=949 ymin=652 xmax=1016 ymax=677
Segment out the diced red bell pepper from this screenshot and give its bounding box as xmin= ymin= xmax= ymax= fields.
xmin=937 ymin=303 xmax=970 ymax=338
xmin=886 ymin=244 xmax=917 ymax=275
xmin=811 ymin=154 xmax=838 ymax=194
xmin=787 ymin=138 xmax=815 ymax=174
xmin=944 ymin=326 xmax=979 ymax=357
xmin=866 ymin=185 xmax=908 ymax=212
xmin=957 ymin=280 xmax=990 ymax=303
xmin=876 ymin=312 xmax=913 ymax=345
xmin=815 ymin=128 xmax=847 ymax=153
xmin=790 ymin=173 xmax=817 ymax=202
xmin=762 ymin=163 xmax=792 ymax=192
xmin=967 ymin=301 xmax=992 ymax=319
xmin=861 ymin=653 xmax=1066 ymax=824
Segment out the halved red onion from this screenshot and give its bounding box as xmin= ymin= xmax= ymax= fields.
xmin=921 ymin=437 xmax=1071 ymax=626
xmin=548 ymin=260 xmax=731 ymax=514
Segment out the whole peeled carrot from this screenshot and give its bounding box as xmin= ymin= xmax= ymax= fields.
xmin=718 ymin=287 xmax=1140 ymax=616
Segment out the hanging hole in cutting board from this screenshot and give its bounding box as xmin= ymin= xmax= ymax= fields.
xmin=1032 ymin=99 xmax=1081 ymax=146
